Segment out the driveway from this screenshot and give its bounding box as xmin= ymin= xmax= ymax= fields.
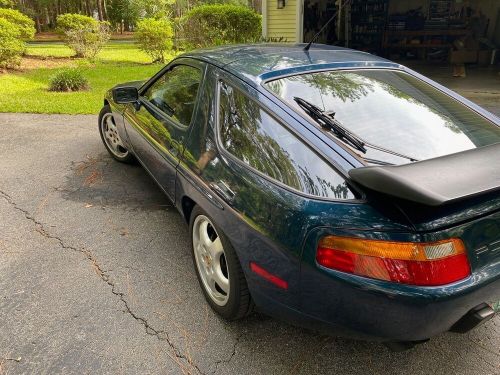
xmin=1 ymin=104 xmax=499 ymax=374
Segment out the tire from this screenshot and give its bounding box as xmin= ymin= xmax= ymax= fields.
xmin=98 ymin=105 xmax=135 ymax=163
xmin=189 ymin=205 xmax=253 ymax=320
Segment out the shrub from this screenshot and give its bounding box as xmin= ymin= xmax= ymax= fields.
xmin=66 ymin=22 xmax=110 ymax=59
xmin=56 ymin=13 xmax=97 ymax=33
xmin=56 ymin=14 xmax=110 ymax=59
xmin=0 ymin=18 xmax=24 ymax=68
xmin=135 ymin=18 xmax=173 ymax=63
xmin=0 ymin=8 xmax=35 ymax=68
xmin=49 ymin=68 xmax=89 ymax=92
xmin=0 ymin=8 xmax=35 ymax=39
xmin=180 ymin=5 xmax=261 ymax=49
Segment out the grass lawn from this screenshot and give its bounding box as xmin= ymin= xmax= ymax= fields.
xmin=0 ymin=41 xmax=171 ymax=114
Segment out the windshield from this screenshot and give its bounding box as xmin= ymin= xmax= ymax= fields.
xmin=264 ymin=69 xmax=500 ymax=165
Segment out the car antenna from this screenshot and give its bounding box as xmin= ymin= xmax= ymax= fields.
xmin=304 ymin=0 xmax=352 ymax=52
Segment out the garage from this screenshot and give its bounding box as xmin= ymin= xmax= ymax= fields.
xmin=263 ymin=0 xmax=500 ymax=72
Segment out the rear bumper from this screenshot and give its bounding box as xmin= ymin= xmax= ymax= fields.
xmin=252 ymin=261 xmax=500 ymax=342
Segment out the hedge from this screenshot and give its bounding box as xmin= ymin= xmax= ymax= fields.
xmin=0 ymin=8 xmax=35 ymax=39
xmin=56 ymin=13 xmax=98 ymax=34
xmin=180 ymin=4 xmax=261 ymax=49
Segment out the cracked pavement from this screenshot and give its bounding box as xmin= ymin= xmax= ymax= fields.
xmin=0 ymin=98 xmax=499 ymax=375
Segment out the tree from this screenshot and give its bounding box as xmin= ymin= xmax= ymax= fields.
xmin=106 ymin=0 xmax=139 ymax=31
xmin=134 ymin=0 xmax=174 ymax=18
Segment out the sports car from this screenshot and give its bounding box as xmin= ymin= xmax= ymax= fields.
xmin=98 ymin=44 xmax=500 ymax=350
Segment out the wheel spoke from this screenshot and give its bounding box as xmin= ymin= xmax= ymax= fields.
xmin=208 ymin=237 xmax=223 ymax=258
xmin=198 ymin=220 xmax=212 ymax=248
xmin=109 ymin=137 xmax=119 ymax=151
xmin=194 ymin=243 xmax=203 ymax=258
xmin=212 ymin=266 xmax=229 ymax=294
xmin=208 ymin=276 xmax=219 ymax=294
xmin=106 ymin=115 xmax=115 ymax=130
xmin=114 ymin=136 xmax=125 ymax=148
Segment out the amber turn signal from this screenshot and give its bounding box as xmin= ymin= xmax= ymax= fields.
xmin=316 ymin=236 xmax=470 ymax=286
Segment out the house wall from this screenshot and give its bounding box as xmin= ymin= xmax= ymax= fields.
xmin=263 ymin=0 xmax=298 ymax=42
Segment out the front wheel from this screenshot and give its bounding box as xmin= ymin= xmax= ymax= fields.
xmin=190 ymin=206 xmax=253 ymax=320
xmin=98 ymin=105 xmax=134 ymax=163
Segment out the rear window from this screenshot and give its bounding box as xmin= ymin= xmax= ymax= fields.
xmin=265 ymin=70 xmax=500 ymax=165
xmin=218 ymin=81 xmax=356 ymax=200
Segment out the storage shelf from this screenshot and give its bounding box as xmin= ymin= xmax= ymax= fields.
xmin=385 ymin=29 xmax=468 ymax=36
xmin=383 ymin=43 xmax=452 ymax=48
xmin=350 ymin=0 xmax=388 ymax=53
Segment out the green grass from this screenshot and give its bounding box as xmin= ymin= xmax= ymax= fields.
xmin=26 ymin=42 xmax=74 ymax=58
xmin=26 ymin=41 xmax=153 ymax=64
xmin=0 ymin=41 xmax=171 ymax=114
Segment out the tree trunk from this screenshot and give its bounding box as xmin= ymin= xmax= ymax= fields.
xmin=96 ymin=0 xmax=103 ymax=21
xmin=101 ymin=0 xmax=108 ymax=21
xmin=85 ymin=0 xmax=92 ymax=16
xmin=35 ymin=16 xmax=41 ymax=33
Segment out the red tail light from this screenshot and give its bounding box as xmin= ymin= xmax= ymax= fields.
xmin=316 ymin=236 xmax=470 ymax=286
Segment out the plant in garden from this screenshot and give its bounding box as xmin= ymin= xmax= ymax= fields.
xmin=49 ymin=68 xmax=89 ymax=91
xmin=56 ymin=14 xmax=110 ymax=59
xmin=180 ymin=4 xmax=261 ymax=49
xmin=0 ymin=8 xmax=35 ymax=68
xmin=0 ymin=8 xmax=35 ymax=39
xmin=56 ymin=13 xmax=97 ymax=33
xmin=135 ymin=18 xmax=173 ymax=63
xmin=0 ymin=18 xmax=23 ymax=68
xmin=65 ymin=22 xmax=111 ymax=59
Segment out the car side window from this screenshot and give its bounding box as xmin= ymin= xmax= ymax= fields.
xmin=144 ymin=65 xmax=202 ymax=127
xmin=218 ymin=81 xmax=356 ymax=200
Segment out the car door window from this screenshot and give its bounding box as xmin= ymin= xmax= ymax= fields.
xmin=144 ymin=65 xmax=202 ymax=127
xmin=218 ymin=81 xmax=355 ymax=200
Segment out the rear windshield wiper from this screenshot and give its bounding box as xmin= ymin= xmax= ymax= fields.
xmin=294 ymin=97 xmax=367 ymax=153
xmin=293 ymin=97 xmax=419 ymax=163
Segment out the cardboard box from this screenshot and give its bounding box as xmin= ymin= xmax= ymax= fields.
xmin=450 ymin=50 xmax=478 ymax=64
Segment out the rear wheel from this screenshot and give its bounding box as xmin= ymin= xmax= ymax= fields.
xmin=190 ymin=206 xmax=253 ymax=320
xmin=98 ymin=105 xmax=134 ymax=163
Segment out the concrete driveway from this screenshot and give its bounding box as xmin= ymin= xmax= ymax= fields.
xmin=1 ymin=104 xmax=499 ymax=374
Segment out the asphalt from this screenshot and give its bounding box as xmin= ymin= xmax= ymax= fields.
xmin=0 ymin=96 xmax=499 ymax=374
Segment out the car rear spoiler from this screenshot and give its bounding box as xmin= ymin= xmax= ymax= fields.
xmin=348 ymin=143 xmax=500 ymax=206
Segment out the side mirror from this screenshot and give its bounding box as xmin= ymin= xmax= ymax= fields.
xmin=112 ymin=86 xmax=139 ymax=104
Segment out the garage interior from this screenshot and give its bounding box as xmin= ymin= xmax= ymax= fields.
xmin=302 ymin=0 xmax=500 ymax=83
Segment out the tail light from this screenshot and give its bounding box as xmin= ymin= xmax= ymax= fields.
xmin=316 ymin=236 xmax=470 ymax=286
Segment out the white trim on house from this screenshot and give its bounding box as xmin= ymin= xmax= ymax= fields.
xmin=295 ymin=0 xmax=303 ymax=43
xmin=262 ymin=0 xmax=268 ymax=38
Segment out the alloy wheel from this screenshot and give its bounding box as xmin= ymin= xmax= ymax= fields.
xmin=101 ymin=113 xmax=129 ymax=158
xmin=192 ymin=215 xmax=230 ymax=306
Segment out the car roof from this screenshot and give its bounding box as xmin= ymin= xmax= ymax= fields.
xmin=182 ymin=43 xmax=400 ymax=85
